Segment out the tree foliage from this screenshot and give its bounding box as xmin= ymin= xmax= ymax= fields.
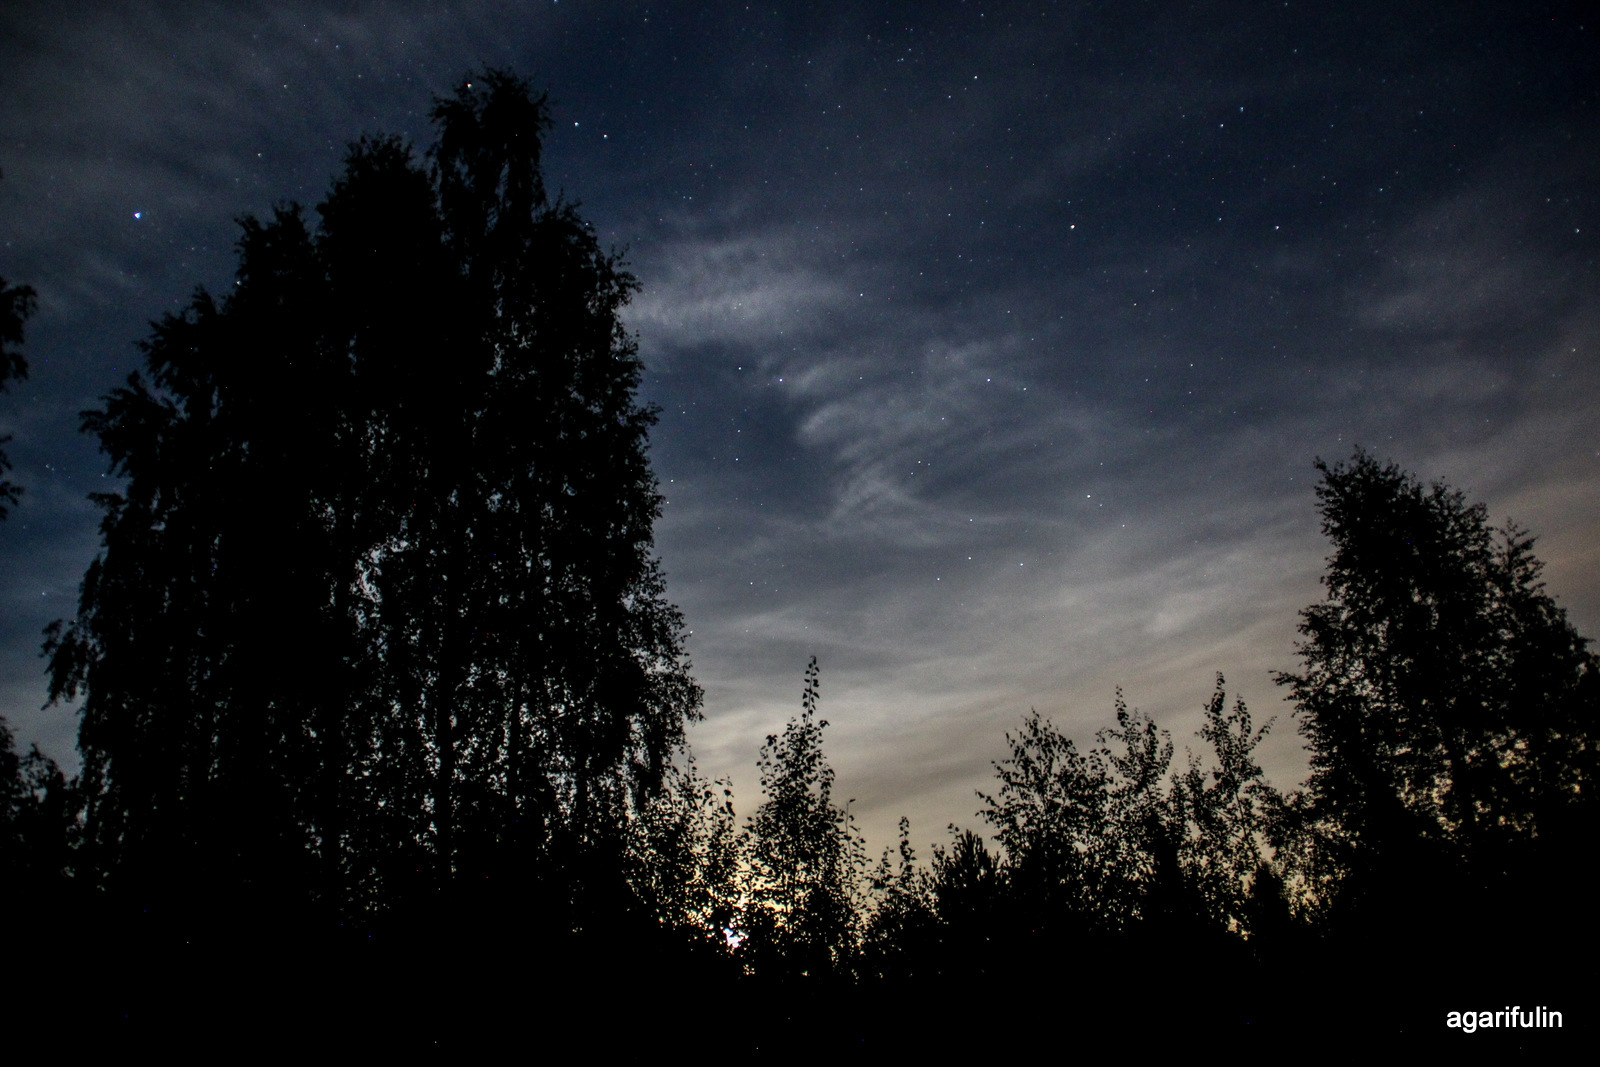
xmin=928 ymin=827 xmax=1002 ymax=932
xmin=625 ymin=749 xmax=740 ymax=951
xmin=860 ymin=815 xmax=937 ymax=980
xmin=0 ymin=171 xmax=34 ymax=519
xmin=979 ymin=682 xmax=1279 ymax=939
xmin=43 ymin=71 xmax=700 ymax=922
xmin=740 ymin=656 xmax=863 ymax=978
xmin=1274 ymin=449 xmax=1597 ymax=915
xmin=976 ymin=706 xmax=1108 ymax=920
xmin=976 ymin=695 xmax=1171 ymax=931
xmin=1171 ymin=675 xmax=1280 ymax=933
xmin=1094 ymin=692 xmax=1180 ymax=928
xmin=0 ymin=715 xmax=71 ymax=899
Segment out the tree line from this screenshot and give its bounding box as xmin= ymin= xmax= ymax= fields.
xmin=1 ymin=72 xmax=1594 ymax=1053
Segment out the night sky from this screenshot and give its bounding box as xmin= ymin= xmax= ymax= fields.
xmin=2 ymin=1 xmax=1596 ymax=857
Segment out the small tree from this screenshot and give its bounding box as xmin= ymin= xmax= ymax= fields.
xmin=0 ymin=715 xmax=72 ymax=910
xmin=929 ymin=828 xmax=1002 ymax=928
xmin=977 ymin=708 xmax=1107 ymax=923
xmin=740 ymin=657 xmax=862 ymax=978
xmin=1170 ymin=675 xmax=1280 ymax=935
xmin=860 ymin=816 xmax=937 ymax=981
xmin=1092 ymin=692 xmax=1178 ymax=930
xmin=625 ymin=750 xmax=740 ymax=952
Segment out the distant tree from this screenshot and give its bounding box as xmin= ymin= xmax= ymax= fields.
xmin=977 ymin=707 xmax=1108 ymax=925
xmin=860 ymin=815 xmax=937 ymax=981
xmin=972 ymin=691 xmax=1284 ymax=1046
xmin=909 ymin=826 xmax=1001 ymax=980
xmin=1170 ymin=675 xmax=1280 ymax=936
xmin=739 ymin=657 xmax=863 ymax=979
xmin=978 ymin=693 xmax=1181 ymax=933
xmin=1092 ymin=691 xmax=1179 ymax=930
xmin=1274 ymin=449 xmax=1597 ymax=930
xmin=0 ymin=171 xmax=35 ymax=519
xmin=43 ymin=71 xmax=701 ymax=924
xmin=625 ymin=749 xmax=740 ymax=953
xmin=0 ymin=715 xmax=72 ymax=909
xmin=980 ymin=682 xmax=1286 ymax=945
xmin=928 ymin=827 xmax=1002 ymax=930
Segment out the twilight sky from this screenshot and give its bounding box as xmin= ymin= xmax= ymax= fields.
xmin=2 ymin=0 xmax=1596 ymax=856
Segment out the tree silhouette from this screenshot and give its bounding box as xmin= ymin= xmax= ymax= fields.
xmin=739 ymin=656 xmax=863 ymax=979
xmin=925 ymin=827 xmax=1003 ymax=965
xmin=977 ymin=694 xmax=1179 ymax=933
xmin=43 ymin=71 xmax=701 ymax=929
xmin=976 ymin=707 xmax=1107 ymax=925
xmin=0 ymin=174 xmax=34 ymax=519
xmin=1092 ymin=691 xmax=1179 ymax=930
xmin=860 ymin=815 xmax=937 ymax=982
xmin=1170 ymin=675 xmax=1280 ymax=936
xmin=1274 ymin=449 xmax=1598 ymax=992
xmin=979 ymin=681 xmax=1284 ymax=948
xmin=0 ymin=715 xmax=71 ymax=904
xmin=966 ymin=688 xmax=1288 ymax=1050
xmin=625 ymin=748 xmax=740 ymax=954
